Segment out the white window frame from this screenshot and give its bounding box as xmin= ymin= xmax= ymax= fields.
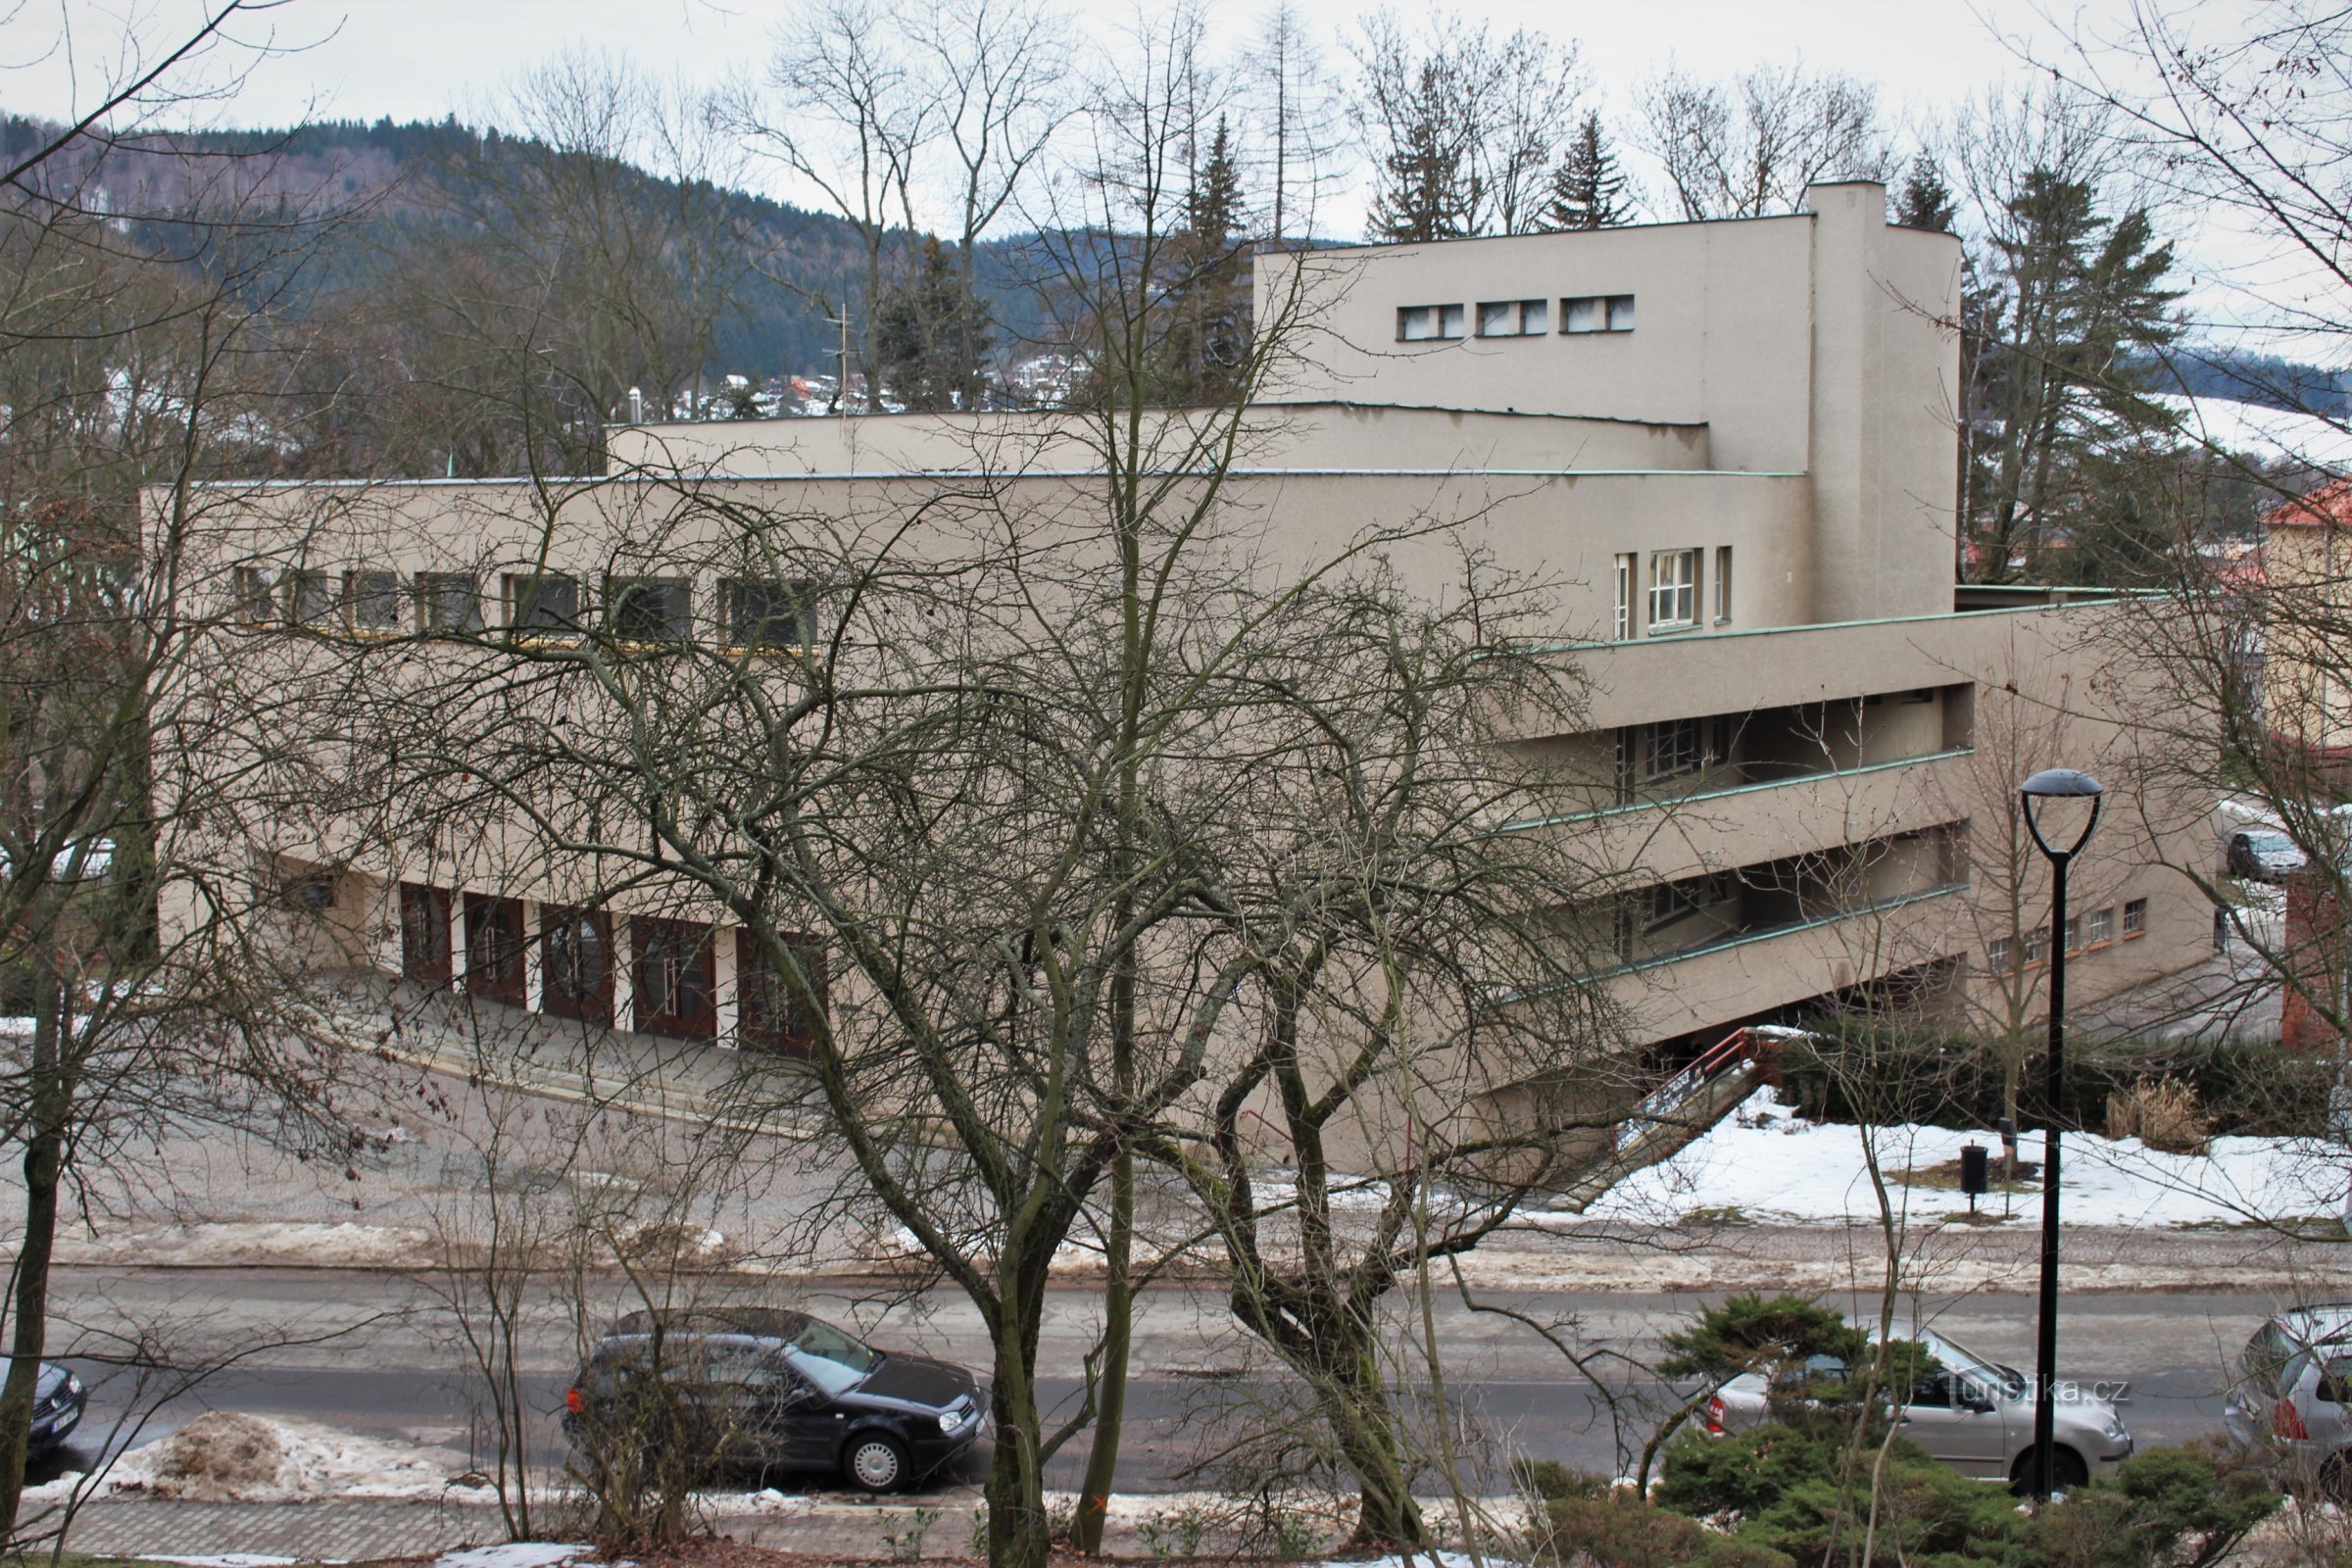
xmin=1648 ymin=549 xmax=1699 ymax=632
xmin=1987 ymin=936 xmax=2014 ymax=973
xmin=1476 ymin=299 xmax=1547 ymax=337
xmin=1562 ymin=294 xmax=1637 ymax=334
xmin=1613 ymin=553 xmax=1635 ymax=640
xmin=2086 ymin=906 xmax=2115 ymax=948
xmin=1643 ymin=717 xmax=1705 ymax=779
xmin=1397 ymin=304 xmax=1465 ymax=342
xmin=1715 ymin=546 xmax=1734 ymax=622
xmin=2123 ymin=898 xmax=2148 ymax=937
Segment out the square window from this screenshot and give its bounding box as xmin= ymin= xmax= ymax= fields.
xmin=1605 ymin=294 xmax=1637 ymax=330
xmin=2087 ymin=906 xmax=2115 ymax=947
xmin=1562 ymin=296 xmax=1602 ymax=333
xmin=2023 ymin=925 xmax=2050 ymax=965
xmin=1643 ymin=716 xmax=1706 ymax=778
xmin=345 ymin=569 xmax=401 ymax=630
xmin=416 ymin=572 xmax=482 ymax=632
xmin=606 ymin=576 xmax=692 ymax=643
xmin=1642 ymin=871 xmax=1731 ymax=934
xmin=1987 ymin=936 xmax=2013 ymax=973
xmin=505 ymin=572 xmax=581 ymax=634
xmin=1397 ymin=304 xmax=1465 ymax=341
xmin=1648 ymin=549 xmax=1699 ymax=631
xmin=233 ymin=565 xmax=277 ymax=623
xmin=723 ymin=578 xmax=812 ymax=650
xmin=1476 ymin=299 xmax=1546 ymax=337
xmin=285 ymin=568 xmax=337 ymax=627
xmin=2123 ymin=898 xmax=2148 ymax=937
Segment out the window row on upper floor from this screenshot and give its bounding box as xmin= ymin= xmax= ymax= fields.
xmin=1397 ymin=294 xmax=1635 ymax=342
xmin=230 ymin=565 xmax=816 ymax=649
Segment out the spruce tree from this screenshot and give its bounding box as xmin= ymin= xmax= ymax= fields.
xmin=1542 ymin=111 xmax=1628 ymax=230
xmin=1892 ymin=152 xmax=1956 ymax=232
xmin=1366 ymin=63 xmax=1481 ymax=242
xmin=1165 ymin=115 xmax=1250 ymax=405
xmin=873 ymin=236 xmax=991 ymax=412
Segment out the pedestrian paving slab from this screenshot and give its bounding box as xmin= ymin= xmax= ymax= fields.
xmin=60 ymin=1498 xmax=509 ymax=1558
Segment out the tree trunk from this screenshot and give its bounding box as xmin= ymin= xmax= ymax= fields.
xmin=0 ymin=968 xmax=69 ymax=1537
xmin=1314 ymin=1328 xmax=1423 ymax=1547
xmin=986 ymin=1302 xmax=1053 ymax=1568
xmin=1071 ymin=1148 xmax=1133 ymax=1553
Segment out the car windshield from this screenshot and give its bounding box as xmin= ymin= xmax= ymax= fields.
xmin=1917 ymin=1330 xmax=2024 ymax=1396
xmin=2248 ymin=832 xmax=2298 ymax=856
xmin=781 ymin=1318 xmax=882 ymax=1396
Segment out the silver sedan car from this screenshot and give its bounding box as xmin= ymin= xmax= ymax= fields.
xmin=1707 ymin=1321 xmax=2132 ymax=1493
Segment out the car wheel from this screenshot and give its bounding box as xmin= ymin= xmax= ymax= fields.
xmin=2009 ymin=1445 xmax=2089 ymax=1495
xmin=844 ymin=1432 xmax=911 ymax=1494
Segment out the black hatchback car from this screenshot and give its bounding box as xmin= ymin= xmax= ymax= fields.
xmin=16 ymin=1361 xmax=82 ymax=1457
xmin=564 ymin=1307 xmax=987 ymax=1494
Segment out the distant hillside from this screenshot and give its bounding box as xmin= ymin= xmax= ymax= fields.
xmin=2136 ymin=348 xmax=2344 ymax=416
xmin=0 ymin=113 xmax=1063 ymax=382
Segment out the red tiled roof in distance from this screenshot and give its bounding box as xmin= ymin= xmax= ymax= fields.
xmin=2267 ymin=475 xmax=2352 ymax=529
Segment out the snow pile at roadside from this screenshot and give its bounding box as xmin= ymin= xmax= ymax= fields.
xmin=24 ymin=1411 xmax=492 ymax=1505
xmin=1581 ymin=1089 xmax=2345 ymax=1228
xmin=430 ymin=1547 xmax=612 ymax=1568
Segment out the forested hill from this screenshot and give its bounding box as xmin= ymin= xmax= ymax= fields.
xmin=0 ymin=112 xmax=1047 ymax=381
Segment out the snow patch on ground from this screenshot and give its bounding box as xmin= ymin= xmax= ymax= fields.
xmin=1581 ymin=1089 xmax=2346 ymax=1228
xmin=23 ymin=1412 xmax=490 ymax=1505
xmin=65 ymin=1220 xmax=433 ymax=1269
xmin=138 ymin=1557 xmax=309 ymax=1567
xmin=430 ymin=1547 xmax=608 ymax=1568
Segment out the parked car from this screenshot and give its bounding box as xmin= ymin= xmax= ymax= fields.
xmin=2227 ymin=828 xmax=2308 ymax=883
xmin=1707 ymin=1321 xmax=2132 ymax=1493
xmin=564 ymin=1307 xmax=987 ymax=1494
xmin=2225 ymin=1302 xmax=2352 ymax=1497
xmin=9 ymin=1361 xmax=84 ymax=1457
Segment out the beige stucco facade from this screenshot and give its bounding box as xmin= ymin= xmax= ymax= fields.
xmin=158 ymin=179 xmax=2209 ymax=1100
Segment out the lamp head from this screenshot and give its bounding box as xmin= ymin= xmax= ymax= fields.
xmin=2019 ymin=767 xmax=2105 ymax=860
xmin=2020 ymin=767 xmax=2104 ymax=800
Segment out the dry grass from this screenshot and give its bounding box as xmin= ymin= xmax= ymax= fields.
xmin=2106 ymin=1077 xmax=2211 ymax=1154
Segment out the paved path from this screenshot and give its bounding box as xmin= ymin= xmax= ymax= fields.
xmin=51 ymin=1493 xmax=1146 ymax=1560
xmin=51 ymin=1497 xmax=506 ymax=1558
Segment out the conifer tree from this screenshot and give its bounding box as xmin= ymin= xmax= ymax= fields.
xmin=873 ymin=235 xmax=992 ymax=412
xmin=1892 ymin=151 xmax=1956 ymax=232
xmin=1542 ymin=110 xmax=1628 ymax=230
xmin=1365 ymin=62 xmax=1482 ymax=242
xmin=1163 ymin=115 xmax=1250 ymax=404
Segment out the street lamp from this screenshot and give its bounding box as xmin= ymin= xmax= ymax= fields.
xmin=2019 ymin=766 xmax=2103 ymax=1503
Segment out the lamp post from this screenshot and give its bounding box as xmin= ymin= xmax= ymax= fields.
xmin=2019 ymin=766 xmax=2103 ymax=1503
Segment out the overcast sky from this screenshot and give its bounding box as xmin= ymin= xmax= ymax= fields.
xmin=14 ymin=0 xmax=2104 ymax=231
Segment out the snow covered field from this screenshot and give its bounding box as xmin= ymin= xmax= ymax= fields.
xmin=1583 ymin=1089 xmax=2348 ymax=1229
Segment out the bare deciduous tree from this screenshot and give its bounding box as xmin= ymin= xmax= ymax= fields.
xmin=1633 ymin=60 xmax=1888 ymax=221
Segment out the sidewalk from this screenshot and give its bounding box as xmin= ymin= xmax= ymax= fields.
xmin=319 ymin=972 xmax=827 ymax=1140
xmin=52 ymin=1490 xmax=1194 ymax=1560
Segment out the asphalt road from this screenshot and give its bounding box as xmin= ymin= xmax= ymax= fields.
xmin=27 ymin=1267 xmax=2270 ymax=1494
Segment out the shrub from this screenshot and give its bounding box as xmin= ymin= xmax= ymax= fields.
xmin=1528 ymin=1481 xmax=1794 ymax=1568
xmin=2105 ymin=1077 xmax=2211 ymax=1153
xmin=1655 ymin=1427 xmax=2279 ymax=1568
xmin=1774 ymin=1022 xmax=2329 ymax=1138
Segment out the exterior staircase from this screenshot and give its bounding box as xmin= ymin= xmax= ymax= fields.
xmin=1552 ymin=1025 xmax=1809 ymax=1213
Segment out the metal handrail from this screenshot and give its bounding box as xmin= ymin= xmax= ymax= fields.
xmin=1616 ymin=1026 xmax=1760 ymax=1151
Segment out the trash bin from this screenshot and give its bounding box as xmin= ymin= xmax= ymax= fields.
xmin=1959 ymin=1143 xmax=1989 ymax=1213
